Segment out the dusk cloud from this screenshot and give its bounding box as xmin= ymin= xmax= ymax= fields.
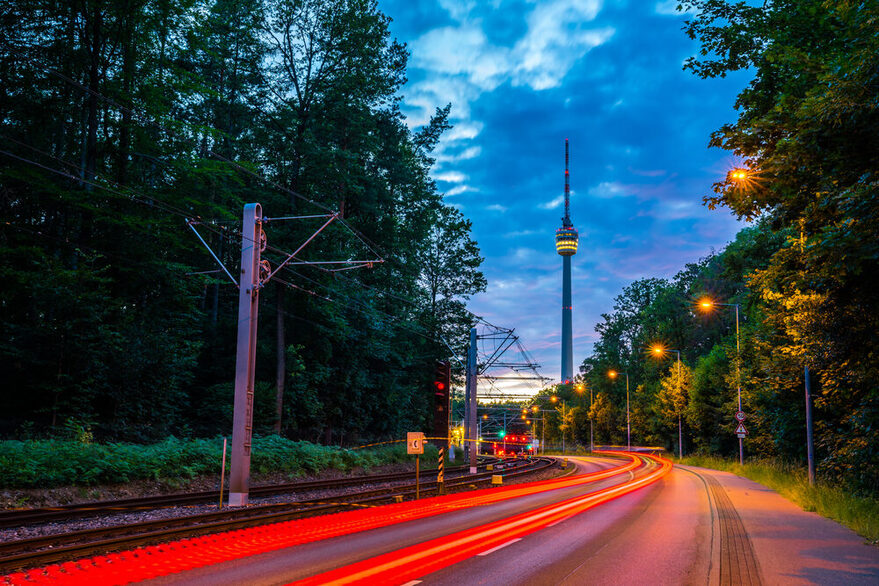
xmin=381 ymin=0 xmax=749 ymax=390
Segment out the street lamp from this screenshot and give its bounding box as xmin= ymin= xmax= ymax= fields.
xmin=574 ymin=382 xmax=593 ymax=453
xmin=699 ymin=297 xmax=745 ymax=466
xmin=608 ymin=370 xmax=630 ymax=451
xmin=560 ymin=400 xmax=567 ymax=455
xmin=530 ymin=405 xmax=547 ymax=455
xmin=651 ymin=345 xmax=684 ymax=458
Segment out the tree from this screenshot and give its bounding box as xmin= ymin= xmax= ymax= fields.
xmin=588 ymin=392 xmax=618 ymax=445
xmin=657 ymin=361 xmax=692 ymax=455
xmin=681 ymin=0 xmax=879 ymax=490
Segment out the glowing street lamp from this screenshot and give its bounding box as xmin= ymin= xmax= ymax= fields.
xmin=608 ymin=370 xmax=631 ymax=451
xmin=698 ymin=297 xmax=745 ymax=465
xmin=651 ymin=344 xmax=684 ymax=458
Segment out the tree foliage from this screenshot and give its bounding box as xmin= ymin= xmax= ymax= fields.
xmin=0 ymin=0 xmax=484 ymax=445
xmin=575 ymin=1 xmax=879 ymax=494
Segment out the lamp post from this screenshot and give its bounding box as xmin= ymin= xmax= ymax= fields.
xmin=652 ymin=345 xmax=684 ymax=458
xmin=699 ymin=298 xmax=744 ymax=465
xmin=531 ymin=406 xmax=547 ymax=455
xmin=608 ymin=370 xmax=630 ymax=450
xmin=551 ymin=395 xmax=569 ymax=455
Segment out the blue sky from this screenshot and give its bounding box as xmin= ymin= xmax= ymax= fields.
xmin=378 ymin=0 xmax=752 ymax=393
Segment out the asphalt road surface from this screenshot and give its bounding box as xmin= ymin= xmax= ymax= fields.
xmin=137 ymin=455 xmax=879 ymax=585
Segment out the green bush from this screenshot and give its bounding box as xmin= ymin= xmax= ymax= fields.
xmin=0 ymin=436 xmax=425 ymax=488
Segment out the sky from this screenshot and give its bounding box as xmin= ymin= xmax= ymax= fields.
xmin=377 ymin=0 xmax=753 ymax=394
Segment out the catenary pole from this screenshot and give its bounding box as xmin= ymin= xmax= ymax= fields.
xmin=467 ymin=327 xmax=478 ymax=472
xmin=229 ymin=203 xmax=262 ymax=506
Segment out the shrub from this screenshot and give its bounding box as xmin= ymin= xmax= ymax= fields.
xmin=0 ymin=436 xmax=423 ymax=488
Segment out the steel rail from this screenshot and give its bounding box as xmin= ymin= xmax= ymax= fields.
xmin=0 ymin=458 xmax=553 ymax=573
xmin=0 ymin=460 xmax=499 ymax=528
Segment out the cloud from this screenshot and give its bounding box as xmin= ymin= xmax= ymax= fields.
xmin=539 ymin=195 xmax=565 ymax=209
xmin=588 ymin=181 xmax=629 ymax=198
xmin=445 ymin=184 xmax=475 ymax=196
xmin=503 ymin=229 xmax=540 ymax=238
xmin=512 ymin=1 xmax=613 ymax=90
xmin=406 ymin=0 xmax=614 ymax=129
xmin=486 ymin=204 xmax=508 ymax=212
xmin=629 ymin=167 xmax=667 ymax=177
xmin=434 ymin=171 xmax=468 ymax=183
xmin=436 ymin=145 xmax=482 ymax=165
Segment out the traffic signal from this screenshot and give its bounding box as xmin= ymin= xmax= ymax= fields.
xmin=432 ymin=360 xmax=451 ymax=447
xmin=498 ymin=430 xmax=506 ymax=438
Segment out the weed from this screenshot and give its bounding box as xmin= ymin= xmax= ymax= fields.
xmin=680 ymin=455 xmax=879 ymax=543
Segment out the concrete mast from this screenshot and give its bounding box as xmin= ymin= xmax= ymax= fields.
xmin=555 ymin=140 xmax=578 ymax=383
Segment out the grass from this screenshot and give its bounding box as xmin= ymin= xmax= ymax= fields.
xmin=679 ymin=455 xmax=879 ymax=544
xmin=0 ymin=436 xmax=434 ymax=489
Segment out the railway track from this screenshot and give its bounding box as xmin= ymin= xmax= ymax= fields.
xmin=0 ymin=457 xmax=556 ymax=573
xmin=0 ymin=459 xmax=499 ymax=529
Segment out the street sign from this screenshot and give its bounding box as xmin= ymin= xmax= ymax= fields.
xmin=735 ymin=422 xmax=747 ymax=438
xmin=735 ymin=411 xmax=746 ymax=422
xmin=407 ymin=432 xmax=424 ymax=454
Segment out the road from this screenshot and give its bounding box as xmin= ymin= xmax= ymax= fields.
xmin=10 ymin=454 xmax=878 ymax=585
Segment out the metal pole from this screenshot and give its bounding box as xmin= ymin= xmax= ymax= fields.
xmin=804 ymin=365 xmax=816 ymax=485
xmin=219 ymin=437 xmax=227 ymax=509
xmin=736 ymin=304 xmax=743 ymax=466
xmin=590 ymin=386 xmax=594 ymax=452
xmin=626 ymin=373 xmax=631 ymax=451
xmin=503 ymin=410 xmax=507 ymax=453
xmin=464 ymin=361 xmax=471 ymax=464
xmin=677 ymin=351 xmax=683 ymax=459
xmin=541 ymin=413 xmax=545 ymax=455
xmin=415 ymin=455 xmax=420 ymax=500
xmin=229 ymin=203 xmax=262 ymax=507
xmin=467 ymin=327 xmax=478 ymax=473
xmin=437 ymin=448 xmax=444 ymax=495
xmin=562 ymin=401 xmax=566 ymax=455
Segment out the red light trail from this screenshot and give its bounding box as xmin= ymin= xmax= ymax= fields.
xmin=290 ymin=453 xmax=672 ymax=585
xmin=2 ymin=453 xmax=663 ymax=585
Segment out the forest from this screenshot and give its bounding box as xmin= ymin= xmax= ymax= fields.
xmin=533 ymin=0 xmax=879 ymax=496
xmin=0 ymin=0 xmax=485 ymax=445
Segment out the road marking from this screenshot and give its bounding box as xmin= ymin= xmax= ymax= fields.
xmin=400 ymin=581 xmax=422 ymax=586
xmin=477 ymin=538 xmax=522 ymax=556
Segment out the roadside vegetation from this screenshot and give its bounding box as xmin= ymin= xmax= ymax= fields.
xmin=0 ymin=436 xmax=432 ymax=489
xmin=680 ymin=455 xmax=879 ymax=544
xmin=534 ymin=1 xmax=879 ymax=503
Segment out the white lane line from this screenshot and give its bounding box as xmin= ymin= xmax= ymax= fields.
xmin=477 ymin=538 xmax=522 ymax=556
xmin=400 ymin=581 xmax=422 ymax=585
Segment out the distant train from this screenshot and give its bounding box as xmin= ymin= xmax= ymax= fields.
xmin=490 ymin=432 xmax=535 ymax=457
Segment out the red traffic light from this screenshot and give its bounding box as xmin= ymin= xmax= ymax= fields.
xmin=434 ymin=381 xmax=446 ymax=391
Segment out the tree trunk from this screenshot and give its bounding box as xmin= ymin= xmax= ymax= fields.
xmin=274 ymin=285 xmax=286 ymax=434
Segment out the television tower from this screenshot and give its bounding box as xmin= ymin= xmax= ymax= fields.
xmin=555 ymin=139 xmax=578 ymax=383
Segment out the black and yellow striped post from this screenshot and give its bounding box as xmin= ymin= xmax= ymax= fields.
xmin=437 ymin=447 xmax=445 ymax=495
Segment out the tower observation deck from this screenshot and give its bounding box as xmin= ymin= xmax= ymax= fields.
xmin=556 ymin=139 xmax=577 ymax=383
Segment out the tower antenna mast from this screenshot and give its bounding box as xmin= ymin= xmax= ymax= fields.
xmin=564 ymin=139 xmax=572 ymax=226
